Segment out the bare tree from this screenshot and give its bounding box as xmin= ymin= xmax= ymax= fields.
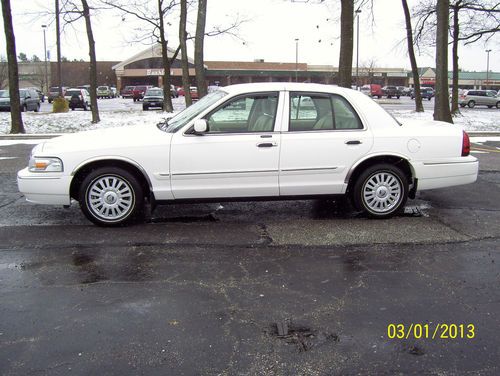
xmin=338 ymin=0 xmax=354 ymax=88
xmin=0 ymin=56 xmax=8 ymax=90
xmin=434 ymin=0 xmax=453 ymax=123
xmin=402 ymin=0 xmax=423 ymax=112
xmin=1 ymin=0 xmax=25 ymax=133
xmin=194 ymin=0 xmax=207 ymax=97
xmin=179 ymin=0 xmax=192 ymax=106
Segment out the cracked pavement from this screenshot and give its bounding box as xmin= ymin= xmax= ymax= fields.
xmin=0 ymin=141 xmax=499 ymax=375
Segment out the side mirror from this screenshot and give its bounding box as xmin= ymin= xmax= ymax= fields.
xmin=193 ymin=119 xmax=208 ymax=134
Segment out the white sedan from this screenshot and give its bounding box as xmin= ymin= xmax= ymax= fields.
xmin=17 ymin=83 xmax=478 ymax=226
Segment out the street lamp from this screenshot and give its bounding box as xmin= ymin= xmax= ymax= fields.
xmin=295 ymin=38 xmax=299 ymax=83
xmin=42 ymin=24 xmax=48 ymax=94
xmin=355 ymin=8 xmax=362 ymax=89
xmin=485 ymin=49 xmax=492 ymax=89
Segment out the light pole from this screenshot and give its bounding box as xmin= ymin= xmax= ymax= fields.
xmin=42 ymin=24 xmax=48 ymax=94
xmin=485 ymin=49 xmax=492 ymax=89
xmin=295 ymin=38 xmax=299 ymax=82
xmin=355 ymin=8 xmax=362 ymax=89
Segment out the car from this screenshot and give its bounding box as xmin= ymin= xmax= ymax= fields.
xmin=47 ymin=86 xmax=67 ymax=103
xmin=170 ymin=85 xmax=178 ymax=98
xmin=132 ymin=85 xmax=152 ymax=102
xmin=360 ymin=84 xmax=383 ymax=98
xmin=459 ymin=89 xmax=500 ymax=108
xmin=97 ymin=85 xmax=113 ymax=99
xmin=381 ymin=86 xmax=401 ymax=99
xmin=64 ymin=88 xmax=91 ymax=111
xmin=410 ymin=87 xmax=434 ymax=101
xmin=0 ymin=88 xmax=40 ymax=112
xmin=190 ymin=86 xmax=199 ymax=100
xmin=142 ymin=87 xmax=164 ymax=110
xmin=25 ymin=87 xmax=45 ymax=102
xmin=17 ymin=83 xmax=478 ymax=226
xmin=120 ymin=86 xmax=135 ymax=98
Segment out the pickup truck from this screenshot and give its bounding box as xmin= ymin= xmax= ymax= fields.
xmin=132 ymin=85 xmax=152 ymax=102
xmin=381 ymin=86 xmax=402 ymax=99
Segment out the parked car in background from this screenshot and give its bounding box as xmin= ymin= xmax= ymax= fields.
xmin=17 ymin=83 xmax=478 ymax=226
xmin=177 ymin=86 xmax=185 ymax=96
xmin=64 ymin=88 xmax=91 ymax=111
xmin=0 ymin=88 xmax=40 ymax=112
xmin=120 ymin=86 xmax=135 ymax=98
xmin=132 ymin=85 xmax=152 ymax=101
xmin=25 ymin=87 xmax=45 ymax=102
xmin=170 ymin=85 xmax=178 ymax=98
xmin=142 ymin=87 xmax=164 ymax=111
xmin=110 ymin=87 xmax=117 ymax=98
xmin=459 ymin=89 xmax=500 ymax=108
xmin=400 ymin=87 xmax=412 ymax=96
xmin=381 ymin=86 xmax=402 ymax=99
xmin=410 ymin=87 xmax=434 ymax=101
xmin=190 ymin=86 xmax=199 ymax=100
xmin=97 ymin=86 xmax=113 ymax=99
xmin=48 ymin=86 xmax=67 ymax=103
xmin=360 ymin=84 xmax=383 ymax=98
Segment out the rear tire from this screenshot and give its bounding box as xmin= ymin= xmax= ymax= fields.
xmin=78 ymin=167 xmax=144 ymax=226
xmin=496 ymin=102 xmax=500 ymax=109
xmin=352 ymin=163 xmax=408 ymax=219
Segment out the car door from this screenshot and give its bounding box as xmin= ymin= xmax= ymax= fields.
xmin=169 ymin=91 xmax=284 ymax=199
xmin=279 ymin=91 xmax=373 ymax=196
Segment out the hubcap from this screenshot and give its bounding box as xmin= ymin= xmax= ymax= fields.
xmin=363 ymin=172 xmax=402 ymax=213
xmin=87 ymin=176 xmax=134 ymax=221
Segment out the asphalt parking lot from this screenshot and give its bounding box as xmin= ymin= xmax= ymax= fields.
xmin=0 ymin=138 xmax=499 ymax=375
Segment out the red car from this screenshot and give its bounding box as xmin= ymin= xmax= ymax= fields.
xmin=132 ymin=85 xmax=152 ymax=102
xmin=120 ymin=86 xmax=135 ymax=98
xmin=360 ymin=84 xmax=383 ymax=99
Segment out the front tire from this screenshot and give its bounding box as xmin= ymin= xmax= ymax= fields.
xmin=78 ymin=167 xmax=144 ymax=226
xmin=468 ymin=100 xmax=475 ymax=108
xmin=352 ymin=164 xmax=408 ymax=219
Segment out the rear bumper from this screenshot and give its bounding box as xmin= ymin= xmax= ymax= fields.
xmin=414 ymin=156 xmax=479 ymax=190
xmin=17 ymin=167 xmax=72 ymax=205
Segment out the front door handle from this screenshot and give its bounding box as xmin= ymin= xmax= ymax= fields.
xmin=257 ymin=142 xmax=278 ymax=148
xmin=345 ymin=140 xmax=362 ymax=145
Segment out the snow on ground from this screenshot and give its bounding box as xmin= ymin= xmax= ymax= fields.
xmin=0 ymin=96 xmax=498 ymax=134
xmin=388 ymin=108 xmax=500 ymax=132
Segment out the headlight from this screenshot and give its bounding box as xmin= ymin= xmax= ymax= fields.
xmin=29 ymin=157 xmax=63 ymax=172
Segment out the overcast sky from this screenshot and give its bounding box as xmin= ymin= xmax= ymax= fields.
xmin=1 ymin=0 xmax=499 ymax=72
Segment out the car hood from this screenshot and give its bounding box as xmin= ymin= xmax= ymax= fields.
xmin=39 ymin=123 xmax=172 ymax=154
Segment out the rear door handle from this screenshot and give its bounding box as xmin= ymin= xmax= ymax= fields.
xmin=257 ymin=142 xmax=278 ymax=148
xmin=345 ymin=140 xmax=362 ymax=145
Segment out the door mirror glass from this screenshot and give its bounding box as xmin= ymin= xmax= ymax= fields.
xmin=193 ymin=119 xmax=208 ymax=134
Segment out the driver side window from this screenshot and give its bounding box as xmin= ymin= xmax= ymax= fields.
xmin=206 ymin=93 xmax=278 ymax=133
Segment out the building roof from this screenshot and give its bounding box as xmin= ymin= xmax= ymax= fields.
xmin=112 ymin=44 xmax=194 ymax=71
xmin=205 ymin=61 xmax=308 ymax=71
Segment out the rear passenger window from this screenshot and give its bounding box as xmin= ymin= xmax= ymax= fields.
xmin=289 ymin=93 xmax=363 ymax=131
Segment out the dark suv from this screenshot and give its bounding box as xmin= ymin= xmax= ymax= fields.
xmin=410 ymin=87 xmax=434 ymax=100
xmin=381 ymin=86 xmax=402 ymax=99
xmin=48 ymin=86 xmax=67 ymax=103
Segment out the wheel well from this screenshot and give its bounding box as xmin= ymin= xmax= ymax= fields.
xmin=346 ymin=156 xmax=413 ymax=194
xmin=70 ymin=160 xmax=152 ymax=201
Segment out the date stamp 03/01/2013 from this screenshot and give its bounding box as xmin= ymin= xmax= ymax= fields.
xmin=387 ymin=323 xmax=475 ymax=340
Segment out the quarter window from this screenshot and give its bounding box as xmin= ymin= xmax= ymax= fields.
xmin=289 ymin=93 xmax=362 ymax=131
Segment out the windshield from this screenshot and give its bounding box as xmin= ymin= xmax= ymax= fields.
xmin=97 ymin=86 xmax=108 ymax=90
xmin=0 ymin=90 xmax=8 ymax=98
xmin=161 ymin=90 xmax=228 ymax=133
xmin=146 ymin=89 xmax=163 ymax=96
xmin=66 ymin=90 xmax=81 ymax=96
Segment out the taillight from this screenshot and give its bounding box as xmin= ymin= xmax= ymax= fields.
xmin=462 ymin=130 xmax=470 ymax=156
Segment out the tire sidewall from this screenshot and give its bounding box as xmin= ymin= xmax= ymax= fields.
xmin=352 ymin=164 xmax=408 ymax=218
xmin=78 ymin=167 xmax=144 ymax=226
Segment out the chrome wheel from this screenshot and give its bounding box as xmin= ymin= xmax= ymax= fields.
xmin=86 ymin=175 xmax=135 ymax=221
xmin=362 ymin=172 xmax=402 ymax=214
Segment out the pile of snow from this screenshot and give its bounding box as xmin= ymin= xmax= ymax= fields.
xmin=388 ymin=109 xmax=499 ymax=132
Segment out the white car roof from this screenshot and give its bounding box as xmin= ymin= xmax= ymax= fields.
xmin=221 ymin=82 xmax=351 ymax=96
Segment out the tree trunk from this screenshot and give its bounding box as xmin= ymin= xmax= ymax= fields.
xmin=338 ymin=0 xmax=354 ymax=88
xmin=434 ymin=0 xmax=453 ymax=123
xmin=1 ymin=0 xmax=24 ymax=133
xmin=55 ymin=0 xmax=63 ymax=97
xmin=194 ymin=0 xmax=208 ymax=98
xmin=81 ymin=0 xmax=100 ymax=123
xmin=179 ymin=0 xmax=192 ymax=106
xmin=451 ymin=1 xmax=460 ymax=114
xmin=402 ymin=0 xmax=423 ymax=112
xmin=158 ymin=0 xmax=173 ymax=112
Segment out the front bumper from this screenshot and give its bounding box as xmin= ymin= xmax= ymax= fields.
xmin=17 ymin=167 xmax=72 ymax=205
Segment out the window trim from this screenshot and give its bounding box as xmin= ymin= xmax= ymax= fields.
xmin=184 ymin=91 xmax=281 ymax=136
xmin=287 ymin=91 xmax=365 ymax=133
